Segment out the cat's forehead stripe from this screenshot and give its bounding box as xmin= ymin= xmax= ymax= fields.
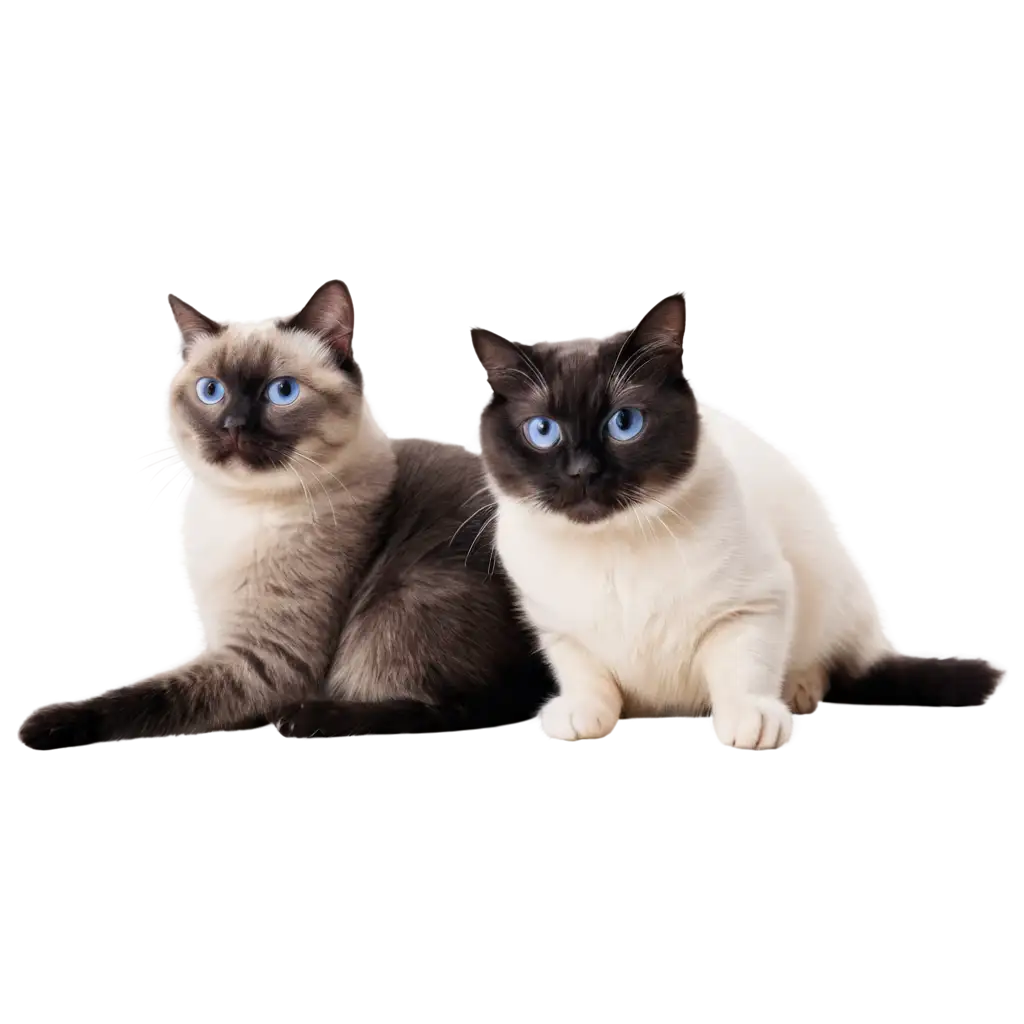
xmin=220 ymin=345 xmax=276 ymax=382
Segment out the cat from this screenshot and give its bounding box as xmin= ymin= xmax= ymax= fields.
xmin=472 ymin=293 xmax=1002 ymax=749
xmin=19 ymin=281 xmax=553 ymax=749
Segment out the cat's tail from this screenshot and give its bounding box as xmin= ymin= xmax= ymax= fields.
xmin=824 ymin=655 xmax=1003 ymax=707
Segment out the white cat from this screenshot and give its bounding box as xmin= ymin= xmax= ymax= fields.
xmin=473 ymin=294 xmax=1000 ymax=749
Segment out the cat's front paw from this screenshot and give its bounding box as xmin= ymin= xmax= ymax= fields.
xmin=20 ymin=702 xmax=101 ymax=750
xmin=713 ymin=696 xmax=792 ymax=750
xmin=540 ymin=695 xmax=618 ymax=741
xmin=276 ymin=700 xmax=348 ymax=741
xmin=274 ymin=700 xmax=313 ymax=741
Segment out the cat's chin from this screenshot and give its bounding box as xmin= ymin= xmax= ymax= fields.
xmin=207 ymin=444 xmax=287 ymax=472
xmin=188 ymin=452 xmax=295 ymax=493
xmin=559 ymin=500 xmax=617 ymax=526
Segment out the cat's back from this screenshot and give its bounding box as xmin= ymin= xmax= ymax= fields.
xmin=698 ymin=403 xmax=874 ymax=663
xmin=697 ymin=404 xmax=832 ymax=541
xmin=391 ymin=439 xmax=485 ymax=510
xmin=698 ymin=404 xmax=810 ymax=500
xmin=380 ymin=439 xmax=493 ymax=566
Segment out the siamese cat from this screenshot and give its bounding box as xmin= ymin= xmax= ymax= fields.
xmin=20 ymin=282 xmax=553 ymax=749
xmin=473 ymin=294 xmax=1001 ymax=749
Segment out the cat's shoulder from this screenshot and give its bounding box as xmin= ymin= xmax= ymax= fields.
xmin=392 ymin=438 xmax=481 ymax=478
xmin=696 ymin=403 xmax=794 ymax=474
xmin=391 ymin=439 xmax=484 ymax=503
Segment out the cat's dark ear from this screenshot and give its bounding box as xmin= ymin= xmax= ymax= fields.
xmin=619 ymin=294 xmax=686 ymax=379
xmin=168 ymin=295 xmax=223 ymax=355
xmin=471 ymin=329 xmax=542 ymax=398
xmin=284 ymin=280 xmax=354 ymax=358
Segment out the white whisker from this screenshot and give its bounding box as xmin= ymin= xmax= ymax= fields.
xmin=291 ymin=447 xmax=354 ymax=503
xmin=512 ymin=346 xmax=548 ymax=392
xmin=291 ymin=458 xmax=337 ymax=527
xmin=450 ymin=501 xmax=498 ymax=546
xmin=608 ymin=331 xmax=634 ymax=382
xmin=609 ymin=340 xmax=670 ymax=393
xmin=460 ymin=483 xmax=494 ymax=508
xmin=285 ymin=462 xmax=318 ymax=525
xmin=465 ymin=510 xmax=500 ymax=566
xmin=493 ymin=366 xmax=546 ymax=399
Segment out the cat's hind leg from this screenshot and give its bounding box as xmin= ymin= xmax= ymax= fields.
xmin=784 ymin=665 xmax=827 ymax=715
xmin=322 ymin=564 xmax=556 ymax=737
xmin=19 ymin=647 xmax=316 ymax=750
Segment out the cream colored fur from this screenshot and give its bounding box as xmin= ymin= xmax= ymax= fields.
xmin=494 ymin=405 xmax=891 ymax=749
xmin=171 ymin=319 xmax=395 ymax=648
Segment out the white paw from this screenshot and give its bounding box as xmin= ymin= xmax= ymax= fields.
xmin=540 ymin=695 xmax=618 ymax=741
xmin=713 ymin=696 xmax=793 ymax=750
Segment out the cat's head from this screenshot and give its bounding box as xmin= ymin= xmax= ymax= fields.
xmin=473 ymin=295 xmax=699 ymax=525
xmin=168 ymin=281 xmax=365 ymax=489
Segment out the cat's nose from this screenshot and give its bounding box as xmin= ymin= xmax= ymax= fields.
xmin=221 ymin=412 xmax=246 ymax=447
xmin=566 ymin=452 xmax=600 ymax=480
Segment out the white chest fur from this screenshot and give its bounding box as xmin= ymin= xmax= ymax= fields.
xmin=182 ymin=484 xmax=288 ymax=644
xmin=496 ymin=494 xmax=770 ymax=714
xmin=493 ymin=405 xmax=886 ymax=720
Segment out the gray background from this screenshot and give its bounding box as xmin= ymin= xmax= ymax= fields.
xmin=2 ymin=12 xmax=1024 ymax=1024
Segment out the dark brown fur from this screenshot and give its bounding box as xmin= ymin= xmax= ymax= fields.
xmin=826 ymin=656 xmax=1001 ymax=707
xmin=19 ymin=283 xmax=554 ymax=749
xmin=474 ymin=295 xmax=698 ymax=524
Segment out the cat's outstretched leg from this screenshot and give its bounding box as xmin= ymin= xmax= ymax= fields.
xmin=538 ymin=635 xmax=622 ymax=740
xmin=19 ymin=646 xmax=317 ymax=750
xmin=697 ymin=608 xmax=794 ymax=750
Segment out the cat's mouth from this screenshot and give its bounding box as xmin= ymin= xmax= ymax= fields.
xmin=205 ymin=435 xmax=290 ymax=471
xmin=557 ymin=497 xmax=616 ymax=525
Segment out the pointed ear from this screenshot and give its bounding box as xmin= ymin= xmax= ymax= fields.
xmin=630 ymin=294 xmax=686 ymax=352
xmin=168 ymin=294 xmax=222 ymax=354
xmin=283 ymin=280 xmax=354 ymax=358
xmin=471 ymin=328 xmax=520 ymax=377
xmin=617 ymin=294 xmax=686 ymax=382
xmin=471 ymin=328 xmax=542 ymax=398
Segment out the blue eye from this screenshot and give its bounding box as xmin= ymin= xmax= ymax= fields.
xmin=196 ymin=377 xmax=225 ymax=404
xmin=606 ymin=408 xmax=645 ymax=441
xmin=524 ymin=416 xmax=562 ymax=449
xmin=266 ymin=377 xmax=300 ymax=406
